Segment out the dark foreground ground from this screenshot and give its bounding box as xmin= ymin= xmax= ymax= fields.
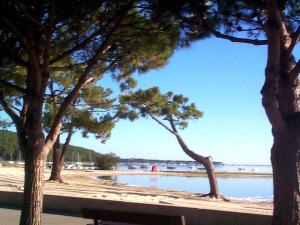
xmin=0 ymin=205 xmax=90 ymax=225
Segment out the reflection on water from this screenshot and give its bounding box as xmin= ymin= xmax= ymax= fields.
xmin=99 ymin=175 xmax=273 ymax=200
xmin=149 ymin=176 xmax=158 ymax=188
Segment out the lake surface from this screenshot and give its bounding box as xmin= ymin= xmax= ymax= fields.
xmin=101 ymin=164 xmax=273 ymax=201
xmin=116 ymin=164 xmax=273 ymax=173
xmin=100 ymin=175 xmax=273 ymax=200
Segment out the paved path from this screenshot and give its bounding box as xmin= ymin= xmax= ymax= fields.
xmin=0 ymin=206 xmax=91 ymax=225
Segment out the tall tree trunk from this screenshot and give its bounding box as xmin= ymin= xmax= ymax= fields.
xmin=18 ymin=54 xmax=47 ymax=224
xmin=20 ymin=149 xmax=45 ymax=225
xmin=49 ymin=136 xmax=63 ymax=183
xmin=271 ymin=72 xmax=300 ymax=225
xmin=271 ymin=121 xmax=300 ymax=225
xmin=261 ymin=2 xmax=300 ymax=224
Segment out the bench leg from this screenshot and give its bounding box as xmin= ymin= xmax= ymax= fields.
xmin=94 ymin=219 xmax=98 ymax=225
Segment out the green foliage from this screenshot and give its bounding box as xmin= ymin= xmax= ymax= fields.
xmin=44 ymin=82 xmax=118 ymax=143
xmin=159 ymin=0 xmax=299 ymax=45
xmin=0 ymin=120 xmax=11 ymax=130
xmin=0 ymin=0 xmax=182 ymax=156
xmin=0 ymin=130 xmax=20 ymax=160
xmin=120 ymin=77 xmax=137 ymax=92
xmin=58 ymin=145 xmax=99 ymax=163
xmin=94 ymin=153 xmax=119 ymax=170
xmin=147 ymin=0 xmax=215 ymax=47
xmin=0 ymin=130 xmax=101 ymax=162
xmin=120 ymin=87 xmax=203 ymax=129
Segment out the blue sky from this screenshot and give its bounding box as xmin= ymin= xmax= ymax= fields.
xmin=70 ymin=37 xmax=278 ymax=165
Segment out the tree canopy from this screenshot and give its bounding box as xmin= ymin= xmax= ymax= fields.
xmin=120 ymin=87 xmax=202 ymax=129
xmin=0 ymin=1 xmax=180 ymax=153
xmin=0 ymin=2 xmax=185 ymax=224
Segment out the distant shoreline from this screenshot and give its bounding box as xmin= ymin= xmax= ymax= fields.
xmin=98 ymin=170 xmax=273 ymax=178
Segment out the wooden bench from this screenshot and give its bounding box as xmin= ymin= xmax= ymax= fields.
xmin=82 ymin=208 xmax=186 ymax=225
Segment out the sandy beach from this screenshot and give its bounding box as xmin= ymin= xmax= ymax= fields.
xmin=0 ymin=167 xmax=273 ymax=216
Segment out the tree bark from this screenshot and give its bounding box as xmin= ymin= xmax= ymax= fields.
xmin=49 ymin=136 xmax=63 ymax=183
xmin=173 ymin=131 xmax=219 ymax=198
xmin=20 ymin=150 xmax=45 ymax=225
xmin=271 ymin=122 xmax=300 ymax=225
xmin=260 ymin=2 xmax=300 ymax=224
xmin=167 ymin=119 xmax=219 ymax=197
xmin=49 ymin=127 xmax=73 ymax=183
xmin=149 ymin=113 xmax=219 ymax=198
xmin=270 ymin=61 xmax=300 ymax=225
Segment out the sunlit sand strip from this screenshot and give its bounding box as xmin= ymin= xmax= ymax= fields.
xmin=0 ymin=167 xmax=273 ymax=215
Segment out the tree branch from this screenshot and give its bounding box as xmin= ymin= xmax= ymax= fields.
xmin=148 ymin=112 xmax=175 ymax=134
xmin=291 ymin=60 xmax=300 ymax=78
xmin=49 ymin=60 xmax=90 ymax=72
xmin=0 ymin=45 xmax=28 ymax=67
xmin=168 ymin=118 xmax=210 ymax=166
xmin=49 ymin=2 xmax=133 ymax=65
xmin=168 ymin=118 xmax=189 ymax=151
xmin=241 ymin=0 xmax=267 ymax=9
xmin=205 ymin=26 xmax=268 ymax=45
xmin=0 ymin=78 xmax=26 ymax=93
xmin=22 ymin=10 xmax=48 ymax=33
xmin=288 ymin=26 xmax=300 ymax=55
xmin=49 ymin=29 xmax=103 ymax=65
xmin=214 ymin=30 xmax=267 ymax=45
xmin=45 ymin=4 xmax=132 ymax=149
xmin=0 ymin=90 xmax=20 ymax=123
xmin=0 ymin=16 xmax=30 ymax=48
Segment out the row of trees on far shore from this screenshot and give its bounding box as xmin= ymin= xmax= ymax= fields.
xmin=0 ymin=1 xmax=299 ymax=225
xmin=0 ymin=130 xmax=100 ymax=162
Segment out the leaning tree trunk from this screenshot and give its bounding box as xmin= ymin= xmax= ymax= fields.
xmin=49 ymin=126 xmax=73 ymax=183
xmin=149 ymin=113 xmax=220 ymax=198
xmin=49 ymin=136 xmax=63 ymax=183
xmin=175 ymin=133 xmax=219 ymax=198
xmin=168 ymin=119 xmax=219 ymax=198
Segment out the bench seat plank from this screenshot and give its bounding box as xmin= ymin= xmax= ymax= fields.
xmin=82 ymin=208 xmax=185 ymax=225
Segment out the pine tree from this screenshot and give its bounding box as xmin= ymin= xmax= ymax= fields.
xmin=120 ymin=87 xmax=221 ymax=198
xmin=0 ymin=2 xmax=179 ymax=224
xmin=44 ymin=83 xmax=118 ymax=182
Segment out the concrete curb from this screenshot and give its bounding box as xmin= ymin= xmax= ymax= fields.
xmin=0 ymin=191 xmax=271 ymax=225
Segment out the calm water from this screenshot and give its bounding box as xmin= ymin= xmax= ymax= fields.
xmin=100 ymin=175 xmax=273 ymax=200
xmin=116 ymin=164 xmax=273 ymax=173
xmin=101 ymin=164 xmax=273 ymax=200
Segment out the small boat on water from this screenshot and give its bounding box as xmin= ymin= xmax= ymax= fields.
xmin=238 ymin=166 xmax=246 ymax=171
xmin=187 ymin=165 xmax=196 ymax=170
xmin=140 ymin=164 xmax=149 ymax=169
xmin=197 ymin=166 xmax=205 ymax=170
xmin=128 ymin=164 xmax=139 ymax=169
xmin=166 ymin=165 xmax=176 ymax=169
